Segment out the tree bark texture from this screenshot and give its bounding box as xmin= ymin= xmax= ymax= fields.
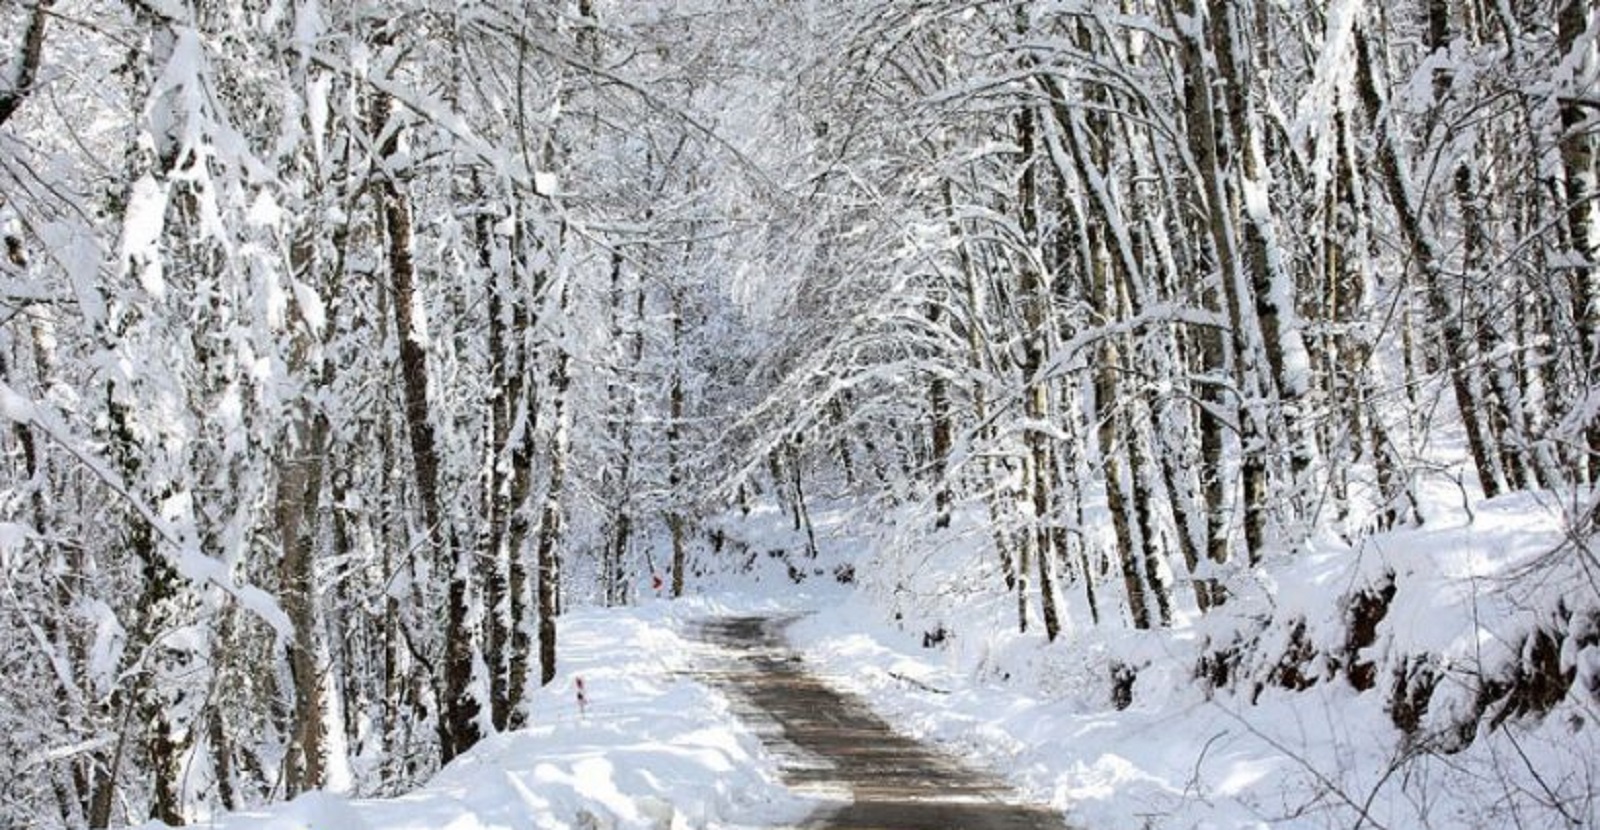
xmin=373 ymin=87 xmax=480 ymax=762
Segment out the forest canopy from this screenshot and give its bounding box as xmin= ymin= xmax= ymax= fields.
xmin=0 ymin=1 xmax=1596 ymax=827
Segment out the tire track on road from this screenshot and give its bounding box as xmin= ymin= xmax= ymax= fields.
xmin=691 ymin=615 xmax=1071 ymax=830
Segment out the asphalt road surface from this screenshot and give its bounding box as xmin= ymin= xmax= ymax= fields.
xmin=691 ymin=615 xmax=1070 ymax=830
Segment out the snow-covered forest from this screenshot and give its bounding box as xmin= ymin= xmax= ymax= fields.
xmin=1 ymin=0 xmax=1597 ymax=828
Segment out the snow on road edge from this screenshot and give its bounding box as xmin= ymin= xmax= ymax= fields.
xmin=138 ymin=597 xmax=819 ymax=830
xmin=781 ymin=490 xmax=1600 ymax=830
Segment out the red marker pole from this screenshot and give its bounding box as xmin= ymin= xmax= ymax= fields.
xmin=575 ymin=676 xmax=588 ymax=717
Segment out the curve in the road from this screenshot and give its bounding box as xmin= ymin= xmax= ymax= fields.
xmin=691 ymin=615 xmax=1071 ymax=830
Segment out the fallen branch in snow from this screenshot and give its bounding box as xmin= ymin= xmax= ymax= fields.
xmin=888 ymin=670 xmax=949 ymax=694
xmin=1213 ymin=700 xmax=1403 ymax=830
xmin=1501 ymin=725 xmax=1586 ymax=827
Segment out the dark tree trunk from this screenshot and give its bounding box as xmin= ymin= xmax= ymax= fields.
xmin=372 ymin=83 xmax=479 ymax=762
xmin=1557 ymin=0 xmax=1600 ymax=480
xmin=0 ymin=0 xmax=51 ymax=129
xmin=537 ymin=277 xmax=573 ymax=688
xmin=669 ymin=290 xmax=688 ymax=598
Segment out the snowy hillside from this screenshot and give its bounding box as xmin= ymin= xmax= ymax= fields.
xmin=784 ymin=493 xmax=1600 ymax=829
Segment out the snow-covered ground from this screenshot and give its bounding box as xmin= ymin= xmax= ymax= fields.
xmin=790 ymin=584 xmax=1597 ymax=829
xmin=136 ymin=597 xmax=821 ymax=830
xmin=144 ymin=490 xmax=1595 ymax=830
xmin=775 ymin=487 xmax=1599 ymax=830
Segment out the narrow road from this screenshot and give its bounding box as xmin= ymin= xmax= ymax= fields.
xmin=691 ymin=616 xmax=1070 ymax=830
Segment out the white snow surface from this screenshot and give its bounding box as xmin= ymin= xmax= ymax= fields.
xmin=774 ymin=492 xmax=1599 ymax=830
xmin=135 ymin=599 xmax=819 ymax=830
xmin=119 ymin=173 xmax=169 ymax=299
xmin=139 ymin=493 xmax=1597 ymax=830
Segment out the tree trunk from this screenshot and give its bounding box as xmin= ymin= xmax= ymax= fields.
xmin=1352 ymin=22 xmax=1505 ymax=499
xmin=668 ymin=289 xmax=688 ymax=598
xmin=1172 ymin=0 xmax=1271 ymax=564
xmin=92 ymin=23 xmax=199 ymax=816
xmin=0 ymin=0 xmax=51 ymax=129
xmin=1214 ymin=0 xmax=1318 ymax=512
xmin=1050 ymin=33 xmax=1165 ymax=626
xmin=787 ymin=440 xmax=820 ymax=558
xmin=603 ymin=251 xmax=635 ymax=607
xmin=1558 ymin=0 xmax=1600 ymax=480
xmin=473 ymin=183 xmax=515 ymax=730
xmin=943 ymin=179 xmax=1017 ymax=596
xmin=1015 ymin=86 xmax=1060 ymax=641
xmin=928 ymin=295 xmax=954 ymax=530
xmin=279 ymin=202 xmax=330 ymax=794
xmin=1090 ymin=233 xmax=1150 ymax=629
xmin=277 ymin=413 xmax=326 ymax=795
xmin=504 ymin=221 xmax=537 ymax=728
xmin=1 ymin=232 xmax=93 ymax=821
xmin=537 ymin=276 xmax=572 ymax=688
xmin=371 ymin=82 xmax=479 ymax=762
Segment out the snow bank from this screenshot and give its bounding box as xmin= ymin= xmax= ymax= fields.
xmin=776 ymin=492 xmax=1600 ymax=830
xmin=135 ymin=599 xmax=817 ymax=830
